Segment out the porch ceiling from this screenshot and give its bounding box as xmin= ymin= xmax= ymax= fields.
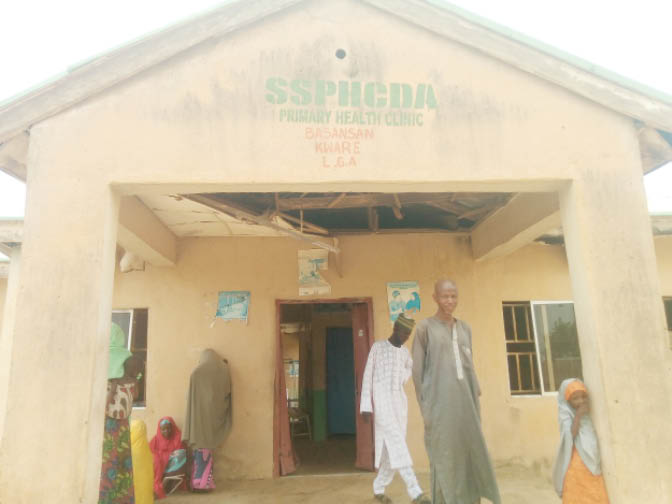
xmin=140 ymin=191 xmax=513 ymax=238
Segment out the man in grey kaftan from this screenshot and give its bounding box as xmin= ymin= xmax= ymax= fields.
xmin=412 ymin=280 xmax=500 ymax=504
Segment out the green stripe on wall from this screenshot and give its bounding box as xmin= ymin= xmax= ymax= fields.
xmin=312 ymin=388 xmax=327 ymax=442
xmin=299 ymin=389 xmax=311 ymax=412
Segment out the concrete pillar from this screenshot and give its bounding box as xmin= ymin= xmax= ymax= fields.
xmin=0 ymin=246 xmax=21 ymax=443
xmin=0 ymin=171 xmax=119 ymax=502
xmin=560 ymin=158 xmax=672 ymax=502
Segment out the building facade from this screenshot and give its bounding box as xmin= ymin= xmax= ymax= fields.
xmin=1 ymin=1 xmax=672 ymax=502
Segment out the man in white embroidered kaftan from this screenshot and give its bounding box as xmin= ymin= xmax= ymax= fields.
xmin=360 ymin=314 xmax=431 ymax=504
xmin=412 ymin=279 xmax=501 ymax=504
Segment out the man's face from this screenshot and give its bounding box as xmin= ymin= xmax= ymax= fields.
xmin=393 ymin=326 xmax=412 ymax=346
xmin=433 ymin=285 xmax=458 ymax=315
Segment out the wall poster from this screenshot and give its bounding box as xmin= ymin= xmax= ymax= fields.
xmin=386 ymin=281 xmax=421 ymax=322
xmin=216 ymin=291 xmax=251 ymax=322
xmin=298 ymin=249 xmax=331 ymax=296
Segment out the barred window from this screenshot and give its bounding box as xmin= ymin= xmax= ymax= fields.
xmin=111 ymin=308 xmax=148 ymax=407
xmin=503 ymin=302 xmax=541 ymax=395
xmin=502 ymin=301 xmax=582 ymax=395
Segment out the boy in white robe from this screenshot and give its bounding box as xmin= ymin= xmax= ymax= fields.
xmin=360 ymin=314 xmax=430 ymax=504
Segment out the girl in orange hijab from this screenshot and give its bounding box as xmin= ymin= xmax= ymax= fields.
xmin=552 ymin=378 xmax=609 ymax=503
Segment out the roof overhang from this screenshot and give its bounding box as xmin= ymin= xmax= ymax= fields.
xmin=0 ymin=132 xmax=28 ymax=181
xmin=639 ymin=127 xmax=672 ymax=174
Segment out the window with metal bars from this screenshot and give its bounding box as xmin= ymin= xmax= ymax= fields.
xmin=503 ymin=302 xmax=541 ymax=395
xmin=502 ymin=301 xmax=583 ymax=396
xmin=111 ymin=308 xmax=148 ymax=407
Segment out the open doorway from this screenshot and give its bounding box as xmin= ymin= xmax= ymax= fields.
xmin=274 ymin=298 xmax=374 ymax=476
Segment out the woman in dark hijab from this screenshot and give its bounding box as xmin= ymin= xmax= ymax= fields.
xmin=183 ymin=349 xmax=232 ymax=491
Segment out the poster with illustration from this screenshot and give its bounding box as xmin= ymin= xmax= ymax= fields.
xmin=386 ymin=281 xmax=421 ymax=321
xmin=216 ymin=291 xmax=250 ymax=322
xmin=298 ymin=249 xmax=331 ymax=296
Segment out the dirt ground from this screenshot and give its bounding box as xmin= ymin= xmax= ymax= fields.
xmin=166 ymin=465 xmax=560 ymax=504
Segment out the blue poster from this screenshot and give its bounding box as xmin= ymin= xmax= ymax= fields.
xmin=216 ymin=291 xmax=250 ymax=321
xmin=387 ymin=281 xmax=421 ymax=322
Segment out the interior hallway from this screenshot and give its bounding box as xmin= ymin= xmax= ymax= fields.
xmin=166 ymin=465 xmax=559 ymax=503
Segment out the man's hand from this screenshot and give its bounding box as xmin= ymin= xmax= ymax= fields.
xmin=362 ymin=412 xmax=372 ymax=423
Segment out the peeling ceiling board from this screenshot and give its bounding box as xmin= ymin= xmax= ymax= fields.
xmin=139 ymin=194 xmax=292 ymax=237
xmin=140 ymin=191 xmax=512 ymax=238
xmin=194 ymin=192 xmax=512 ymax=234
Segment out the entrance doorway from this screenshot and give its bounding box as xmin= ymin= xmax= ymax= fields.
xmin=326 ymin=327 xmax=356 ymax=436
xmin=274 ymin=298 xmax=374 ymax=476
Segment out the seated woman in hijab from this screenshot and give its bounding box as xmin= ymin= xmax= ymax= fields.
xmin=149 ymin=417 xmax=188 ymax=499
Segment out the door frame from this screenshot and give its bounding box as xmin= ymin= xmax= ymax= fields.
xmin=274 ymin=297 xmax=374 ymax=477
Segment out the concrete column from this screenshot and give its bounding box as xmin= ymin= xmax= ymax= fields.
xmin=0 ymin=172 xmax=119 ymax=502
xmin=560 ymin=159 xmax=672 ymax=502
xmin=0 ymin=246 xmax=21 ymax=443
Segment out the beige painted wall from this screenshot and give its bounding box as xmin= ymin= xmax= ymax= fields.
xmin=656 ymin=237 xmax=672 ymax=296
xmin=0 ymin=278 xmax=6 ymax=331
xmin=111 ymin=232 xmax=672 ymax=480
xmin=0 ymin=249 xmax=21 ymax=446
xmin=471 ymin=241 xmax=573 ymax=469
xmin=656 ymin=236 xmax=672 ymax=345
